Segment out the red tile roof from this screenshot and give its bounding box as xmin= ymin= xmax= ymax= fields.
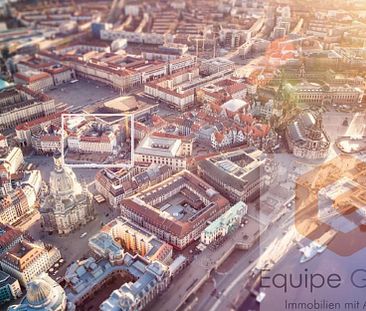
xmin=14 ymin=71 xmax=51 ymax=83
xmin=16 ymin=111 xmax=65 ymax=131
xmin=80 ymin=135 xmax=111 ymax=143
xmin=210 ymin=103 xmax=222 ymax=113
xmin=40 ymin=135 xmax=61 ymax=142
xmin=44 ymin=65 xmax=72 ymax=74
xmin=121 ymin=170 xmax=229 ymax=240
xmin=0 ymin=223 xmax=23 ymax=252
xmin=214 ymin=132 xmax=225 ymax=143
xmin=239 ymin=113 xmax=254 ymax=124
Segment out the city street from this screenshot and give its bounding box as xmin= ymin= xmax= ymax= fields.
xmin=191 ymin=208 xmax=302 ymax=311
xmin=150 ymin=195 xmax=303 ymax=311
xmin=149 ymin=213 xmax=261 ymax=311
xmin=159 ymin=132 xmax=366 ymax=311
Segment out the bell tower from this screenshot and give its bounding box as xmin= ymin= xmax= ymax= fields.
xmin=53 ymin=150 xmax=63 ymax=172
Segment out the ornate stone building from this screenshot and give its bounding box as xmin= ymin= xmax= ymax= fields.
xmin=40 ymin=153 xmax=95 ymax=235
xmin=8 ymin=272 xmax=75 ymax=311
xmin=286 ymin=111 xmax=330 ymax=160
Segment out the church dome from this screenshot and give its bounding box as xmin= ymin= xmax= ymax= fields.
xmin=48 ymin=152 xmax=82 ymax=197
xmin=27 ymin=279 xmax=52 ymax=307
xmin=49 ymin=166 xmax=82 ymax=197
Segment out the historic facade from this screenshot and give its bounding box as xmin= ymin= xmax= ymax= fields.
xmin=197 ymin=148 xmax=266 ymax=203
xmin=0 ymin=240 xmax=61 ymax=286
xmin=8 ymin=272 xmax=74 ymax=311
xmin=286 ymin=111 xmax=330 ymax=160
xmin=40 ymin=153 xmax=95 ymax=235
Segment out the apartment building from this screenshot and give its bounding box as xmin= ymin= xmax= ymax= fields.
xmin=135 ymin=132 xmax=193 ymax=171
xmin=284 ymin=82 xmax=364 ymax=106
xmin=144 ymin=67 xmax=199 ymax=111
xmin=0 ymin=271 xmax=22 ymax=305
xmin=0 ymin=86 xmax=56 ymax=130
xmin=197 ymin=148 xmax=265 ymax=203
xmin=16 ymin=111 xmax=63 ymax=147
xmin=71 ymin=59 xmax=142 ymax=92
xmin=13 ymin=71 xmax=54 ymax=92
xmin=93 ymin=216 xmax=173 ymax=264
xmin=95 ymin=164 xmax=172 ymax=207
xmin=78 ymin=133 xmax=117 ymax=154
xmin=168 ymin=55 xmax=196 ymax=74
xmin=201 ymin=201 xmax=248 ymax=245
xmin=200 ymin=57 xmax=235 ymax=76
xmin=0 ymin=147 xmax=24 ymax=174
xmin=120 ymin=170 xmax=230 ymax=249
xmin=0 ymin=189 xmax=30 ymax=225
xmin=100 ymin=29 xmax=171 ymax=45
xmin=0 ymin=135 xmax=7 ymax=148
xmin=142 ymin=44 xmax=189 ymax=62
xmin=0 ymin=240 xmax=61 ymax=286
xmin=0 ymin=224 xmax=25 ymax=257
xmin=44 ymin=65 xmax=75 ymax=86
xmin=32 ymin=134 xmax=62 ymax=154
xmin=16 ymin=57 xmax=75 ymax=86
xmin=0 ymin=171 xmax=42 ymax=225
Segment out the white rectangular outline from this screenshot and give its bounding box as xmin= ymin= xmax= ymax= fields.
xmin=61 ymin=113 xmax=134 ymax=169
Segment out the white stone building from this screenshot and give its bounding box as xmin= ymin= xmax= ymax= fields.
xmin=201 ymin=201 xmax=247 ymax=245
xmin=8 ymin=272 xmax=73 ymax=311
xmin=40 ymin=153 xmax=95 ymax=235
xmin=284 ymin=82 xmax=364 ymax=107
xmin=14 ymin=71 xmax=54 ymax=92
xmin=134 ymin=133 xmax=192 ymax=171
xmin=0 ymin=147 xmax=24 ymax=174
xmin=0 ymin=86 xmax=56 ymax=130
xmin=0 ymin=240 xmax=61 ymax=286
xmin=286 ymin=111 xmax=330 ymax=160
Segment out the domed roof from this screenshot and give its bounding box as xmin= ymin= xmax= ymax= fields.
xmin=9 ymin=273 xmax=67 ymax=311
xmin=27 ymin=279 xmax=52 ymax=307
xmin=49 ymin=165 xmax=82 ymax=197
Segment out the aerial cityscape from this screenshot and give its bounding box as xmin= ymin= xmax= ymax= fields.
xmin=1 ymin=0 xmax=366 ymax=310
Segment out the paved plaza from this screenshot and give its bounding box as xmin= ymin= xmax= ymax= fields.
xmin=46 ymin=79 xmax=119 ymax=112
